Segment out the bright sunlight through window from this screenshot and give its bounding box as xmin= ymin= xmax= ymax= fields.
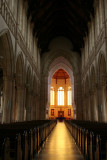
xmin=58 ymin=87 xmax=64 ymax=105
xmin=68 ymin=86 xmax=72 ymax=105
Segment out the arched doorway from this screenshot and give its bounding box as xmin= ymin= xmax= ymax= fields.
xmin=49 ymin=69 xmax=73 ymax=119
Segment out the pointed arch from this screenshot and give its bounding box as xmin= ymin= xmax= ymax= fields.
xmin=0 ymin=30 xmax=14 ymax=122
xmin=0 ymin=29 xmax=14 ymax=76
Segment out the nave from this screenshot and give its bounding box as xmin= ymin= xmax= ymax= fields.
xmin=36 ymin=121 xmax=84 ymax=160
xmin=0 ymin=0 xmax=107 ymax=159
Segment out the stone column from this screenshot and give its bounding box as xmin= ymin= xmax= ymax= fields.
xmin=75 ymin=83 xmax=82 ymax=120
xmin=26 ymin=90 xmax=32 ymax=121
xmin=101 ymin=86 xmax=106 ymax=122
xmin=97 ymin=85 xmax=102 ymax=122
xmin=72 ymin=83 xmax=75 ymax=115
xmin=36 ymin=95 xmax=40 ymax=120
xmin=74 ymin=73 xmax=82 ymax=120
xmin=83 ymin=97 xmax=86 ymax=120
xmin=88 ymin=95 xmax=91 ymax=121
xmin=31 ymin=93 xmax=36 ymax=120
xmin=93 ymin=90 xmax=98 ymax=121
xmin=16 ymin=85 xmax=24 ymax=121
xmin=11 ymin=78 xmax=16 ymax=122
xmin=2 ymin=76 xmax=12 ymax=123
xmin=96 ymin=84 xmax=106 ymax=122
xmin=90 ymin=92 xmax=95 ymax=121
xmin=40 ymin=75 xmax=48 ymax=119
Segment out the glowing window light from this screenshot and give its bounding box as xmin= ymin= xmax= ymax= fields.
xmin=50 ymin=87 xmax=54 ymax=105
xmin=68 ymin=86 xmax=72 ymax=105
xmin=58 ymin=87 xmax=64 ymax=105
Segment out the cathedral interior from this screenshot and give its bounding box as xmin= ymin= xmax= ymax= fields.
xmin=0 ymin=0 xmax=107 ymax=159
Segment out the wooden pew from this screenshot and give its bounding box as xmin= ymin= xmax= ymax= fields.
xmin=0 ymin=120 xmax=57 ymax=160
xmin=65 ymin=120 xmax=107 ymax=160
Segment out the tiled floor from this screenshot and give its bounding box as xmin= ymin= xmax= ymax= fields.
xmin=35 ymin=121 xmax=84 ymax=160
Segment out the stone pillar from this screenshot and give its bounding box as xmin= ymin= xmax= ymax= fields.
xmin=36 ymin=95 xmax=40 ymax=120
xmin=88 ymin=95 xmax=91 ymax=121
xmin=31 ymin=94 xmax=36 ymax=120
xmin=90 ymin=93 xmax=93 ymax=121
xmin=16 ymin=86 xmax=24 ymax=121
xmin=97 ymin=85 xmax=102 ymax=122
xmin=83 ymin=97 xmax=87 ymax=120
xmin=96 ymin=83 xmax=106 ymax=122
xmin=74 ymin=73 xmax=82 ymax=120
xmin=93 ymin=90 xmax=98 ymax=121
xmin=40 ymin=75 xmax=48 ymax=119
xmin=101 ymin=86 xmax=106 ymax=122
xmin=11 ymin=78 xmax=16 ymax=122
xmin=2 ymin=76 xmax=12 ymax=123
xmin=72 ymin=83 xmax=75 ymax=117
xmin=26 ymin=91 xmax=32 ymax=121
xmin=75 ymin=83 xmax=82 ymax=120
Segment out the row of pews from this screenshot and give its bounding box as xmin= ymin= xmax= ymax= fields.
xmin=0 ymin=120 xmax=57 ymax=160
xmin=65 ymin=120 xmax=107 ymax=160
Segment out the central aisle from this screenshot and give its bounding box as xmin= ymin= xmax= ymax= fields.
xmin=36 ymin=121 xmax=84 ymax=160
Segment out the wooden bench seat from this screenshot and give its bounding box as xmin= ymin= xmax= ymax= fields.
xmin=0 ymin=120 xmax=57 ymax=160
xmin=65 ymin=120 xmax=107 ymax=160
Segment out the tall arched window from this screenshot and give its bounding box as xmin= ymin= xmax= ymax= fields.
xmin=50 ymin=87 xmax=54 ymax=105
xmin=58 ymin=87 xmax=64 ymax=105
xmin=68 ymin=86 xmax=72 ymax=105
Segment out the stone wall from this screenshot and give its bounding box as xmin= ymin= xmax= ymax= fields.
xmin=0 ymin=0 xmax=41 ymax=123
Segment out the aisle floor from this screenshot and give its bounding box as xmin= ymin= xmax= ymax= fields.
xmin=35 ymin=121 xmax=84 ymax=160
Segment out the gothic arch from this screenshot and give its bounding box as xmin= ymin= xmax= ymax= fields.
xmin=0 ymin=29 xmax=13 ymax=76
xmin=48 ymin=56 xmax=74 ymax=85
xmin=0 ymin=29 xmax=14 ymax=122
xmin=41 ymin=37 xmax=80 ymax=76
xmin=47 ymin=56 xmax=76 ymax=118
xmin=42 ymin=50 xmax=80 ymax=75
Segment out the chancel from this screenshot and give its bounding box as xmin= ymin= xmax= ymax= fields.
xmin=0 ymin=0 xmax=107 ymax=159
xmin=49 ymin=69 xmax=74 ymax=120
